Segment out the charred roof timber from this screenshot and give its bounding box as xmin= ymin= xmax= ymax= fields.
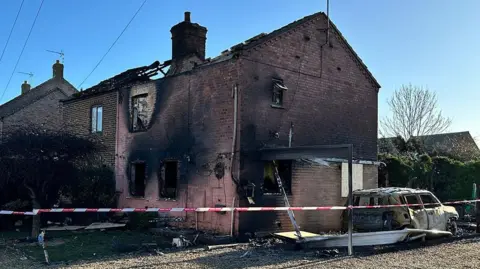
xmin=170 ymin=11 xmax=208 ymax=61
xmin=72 ymin=60 xmax=170 ymax=98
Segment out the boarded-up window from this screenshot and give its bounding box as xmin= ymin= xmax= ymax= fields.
xmin=132 ymin=94 xmax=148 ymax=132
xmin=130 ymin=162 xmax=146 ymax=197
xmin=263 ymin=160 xmax=292 ymax=194
xmin=159 ymin=161 xmax=178 ymax=199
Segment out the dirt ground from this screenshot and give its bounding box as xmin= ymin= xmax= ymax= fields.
xmin=2 ymin=237 xmax=480 ymax=269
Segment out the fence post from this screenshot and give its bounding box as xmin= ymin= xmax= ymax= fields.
xmin=476 ymin=184 xmax=480 ymax=234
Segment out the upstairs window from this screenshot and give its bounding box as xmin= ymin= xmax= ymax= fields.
xmin=132 ymin=94 xmax=148 ymax=132
xmin=91 ymin=106 xmax=103 ymax=133
xmin=271 ymin=78 xmax=287 ymax=108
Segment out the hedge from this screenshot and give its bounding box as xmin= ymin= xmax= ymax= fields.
xmin=379 ymin=153 xmax=480 ymax=202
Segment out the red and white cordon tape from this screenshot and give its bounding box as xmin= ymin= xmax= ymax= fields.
xmin=1 ymin=199 xmax=479 ymax=215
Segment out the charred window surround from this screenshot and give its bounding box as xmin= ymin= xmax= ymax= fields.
xmin=271 ymin=78 xmax=287 ymax=108
xmin=263 ymin=160 xmax=292 ymax=195
xmin=91 ymin=105 xmax=103 ymax=133
xmin=130 ymin=161 xmax=146 ymax=198
xmin=131 ymin=94 xmax=149 ymax=132
xmin=159 ymin=160 xmax=179 ymax=199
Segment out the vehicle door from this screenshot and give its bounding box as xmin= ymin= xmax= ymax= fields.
xmin=352 ymin=195 xmax=385 ymax=231
xmin=404 ymin=194 xmax=428 ymax=229
xmin=419 ymin=193 xmax=446 ymax=230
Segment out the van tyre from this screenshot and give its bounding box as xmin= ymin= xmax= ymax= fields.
xmin=447 ymin=219 xmax=458 ymax=236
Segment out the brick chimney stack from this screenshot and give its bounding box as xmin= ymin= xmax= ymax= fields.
xmin=170 ymin=11 xmax=207 ymax=61
xmin=52 ymin=60 xmax=64 ymax=80
xmin=21 ymin=81 xmax=31 ymax=94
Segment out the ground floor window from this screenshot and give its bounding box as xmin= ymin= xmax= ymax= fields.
xmin=263 ymin=160 xmax=292 ymax=194
xmin=159 ymin=160 xmax=178 ymax=199
xmin=130 ymin=162 xmax=146 ymax=197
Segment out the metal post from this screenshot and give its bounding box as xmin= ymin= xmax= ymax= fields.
xmin=476 ymin=184 xmax=480 ymax=234
xmin=347 ymin=144 xmax=353 ymax=255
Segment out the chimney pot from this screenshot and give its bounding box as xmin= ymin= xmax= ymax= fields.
xmin=21 ymin=81 xmax=31 ymax=95
xmin=171 ymin=12 xmax=207 ymax=61
xmin=52 ymin=60 xmax=64 ymax=80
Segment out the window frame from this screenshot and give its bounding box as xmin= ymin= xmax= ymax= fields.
xmin=262 ymin=160 xmax=293 ymax=195
xmin=131 ymin=94 xmax=148 ymax=133
xmin=419 ymin=193 xmax=441 ymax=209
xmin=404 ymin=194 xmax=423 ymax=210
xmin=91 ymin=105 xmax=103 ymax=134
xmin=159 ymin=160 xmax=179 ymax=199
xmin=129 ymin=161 xmax=146 ymax=198
xmin=271 ymin=78 xmax=287 ymax=108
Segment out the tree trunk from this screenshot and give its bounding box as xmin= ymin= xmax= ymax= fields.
xmin=31 ymin=199 xmax=41 ymax=238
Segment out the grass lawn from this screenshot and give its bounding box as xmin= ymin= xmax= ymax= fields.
xmin=3 ymin=229 xmax=169 ymax=263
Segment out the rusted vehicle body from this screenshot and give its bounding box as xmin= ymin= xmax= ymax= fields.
xmin=342 ymin=187 xmax=459 ymax=234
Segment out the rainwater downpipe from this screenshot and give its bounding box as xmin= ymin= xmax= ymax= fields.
xmin=230 ymin=83 xmax=239 ymax=236
xmin=326 ymin=0 xmax=330 ymax=44
xmin=288 ymin=122 xmax=293 ymax=148
xmin=0 ymin=117 xmax=3 ymax=143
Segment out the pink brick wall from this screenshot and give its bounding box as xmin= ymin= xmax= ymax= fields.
xmin=115 ymin=62 xmax=242 ymax=234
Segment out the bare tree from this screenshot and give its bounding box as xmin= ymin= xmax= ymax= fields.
xmin=380 ymin=84 xmax=451 ymax=139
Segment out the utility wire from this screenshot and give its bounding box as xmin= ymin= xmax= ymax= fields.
xmin=0 ymin=0 xmax=25 ymax=63
xmin=0 ymin=0 xmax=44 ymax=102
xmin=77 ymin=0 xmax=148 ymax=89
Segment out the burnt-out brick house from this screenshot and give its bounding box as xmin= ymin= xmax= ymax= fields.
xmin=0 ymin=61 xmax=77 ymax=140
xmin=63 ymin=11 xmax=381 ymax=236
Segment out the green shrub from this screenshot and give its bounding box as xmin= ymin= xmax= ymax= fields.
xmin=127 ymin=212 xmax=158 ymax=230
xmin=379 ymin=153 xmax=480 ymax=201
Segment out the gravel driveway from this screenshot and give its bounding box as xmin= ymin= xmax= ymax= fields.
xmin=2 ymin=238 xmax=480 ymax=269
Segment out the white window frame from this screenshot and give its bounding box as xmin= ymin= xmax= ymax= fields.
xmin=91 ymin=105 xmax=103 ymax=133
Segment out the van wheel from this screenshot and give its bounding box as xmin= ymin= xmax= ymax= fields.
xmin=447 ymin=219 xmax=458 ymax=236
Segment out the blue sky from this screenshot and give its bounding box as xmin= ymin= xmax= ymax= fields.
xmin=0 ymin=0 xmax=478 ymax=141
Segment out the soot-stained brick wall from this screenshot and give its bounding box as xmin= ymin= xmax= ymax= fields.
xmin=236 ymin=13 xmax=379 ymax=234
xmin=116 ymin=60 xmax=242 ymax=234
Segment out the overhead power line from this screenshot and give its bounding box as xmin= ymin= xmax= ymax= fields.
xmin=0 ymin=0 xmax=45 ymax=102
xmin=77 ymin=0 xmax=148 ymax=89
xmin=0 ymin=0 xmax=25 ymax=63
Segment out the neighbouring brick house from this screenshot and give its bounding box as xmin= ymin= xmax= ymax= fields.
xmin=0 ymin=60 xmax=77 ymax=140
xmin=63 ymin=11 xmax=381 ymax=236
xmin=379 ymin=131 xmax=480 ymax=161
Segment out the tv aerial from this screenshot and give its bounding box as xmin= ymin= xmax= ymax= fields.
xmin=17 ymin=71 xmax=34 ymax=85
xmin=46 ymin=49 xmax=64 ymax=63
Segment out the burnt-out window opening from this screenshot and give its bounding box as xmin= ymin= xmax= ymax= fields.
xmin=404 ymin=195 xmax=422 ymax=210
xmin=130 ymin=162 xmax=146 ymax=197
xmin=419 ymin=194 xmax=441 ymax=209
xmin=159 ymin=161 xmax=178 ymax=199
xmin=131 ymin=94 xmax=148 ymax=132
xmin=263 ymin=160 xmax=292 ymax=194
xmin=271 ymin=78 xmax=287 ymax=107
xmin=91 ymin=105 xmax=103 ymax=133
